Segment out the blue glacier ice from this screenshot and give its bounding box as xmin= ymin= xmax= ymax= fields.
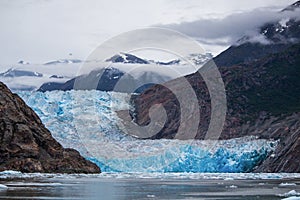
xmin=18 ymin=90 xmax=277 ymax=173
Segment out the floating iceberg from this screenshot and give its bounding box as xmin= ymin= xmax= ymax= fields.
xmin=279 ymin=190 xmax=300 ymax=197
xmin=0 ymin=184 xmax=7 ymax=190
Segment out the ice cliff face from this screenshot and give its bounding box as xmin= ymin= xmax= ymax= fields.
xmin=18 ymin=90 xmax=276 ymax=173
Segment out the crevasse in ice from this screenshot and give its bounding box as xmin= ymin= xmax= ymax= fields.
xmin=18 ymin=90 xmax=277 ymax=173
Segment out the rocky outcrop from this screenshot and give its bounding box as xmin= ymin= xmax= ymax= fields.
xmin=251 ymin=113 xmax=300 ymax=172
xmin=0 ymin=82 xmax=100 ymax=173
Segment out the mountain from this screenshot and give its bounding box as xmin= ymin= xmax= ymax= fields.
xmin=38 ymin=67 xmax=169 ymax=93
xmin=186 ymin=53 xmax=213 ymax=66
xmin=18 ymin=60 xmax=30 ymax=65
xmin=130 ymin=2 xmax=300 ymax=172
xmin=154 ymin=59 xmax=180 ymax=65
xmin=38 ymin=67 xmax=126 ymax=92
xmin=106 ymin=52 xmax=181 ymax=65
xmin=106 ymin=52 xmax=212 ymax=66
xmin=106 ymin=53 xmax=149 ymax=64
xmin=214 ymin=2 xmax=300 ymax=67
xmin=283 ymin=0 xmax=300 ymax=11
xmin=49 ymin=75 xmax=64 ymax=79
xmin=0 ymin=81 xmax=100 ymax=173
xmin=39 ymin=52 xmax=198 ymax=92
xmin=0 ymin=68 xmax=43 ymax=77
xmin=0 ymin=53 xmax=210 ymax=92
xmin=44 ymin=59 xmax=82 ymax=65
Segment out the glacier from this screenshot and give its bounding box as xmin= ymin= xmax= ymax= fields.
xmin=18 ymin=90 xmax=277 ymax=173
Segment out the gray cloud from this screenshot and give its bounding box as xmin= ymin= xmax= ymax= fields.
xmin=163 ymin=7 xmax=300 ymax=46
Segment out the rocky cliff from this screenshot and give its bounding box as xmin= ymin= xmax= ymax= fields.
xmin=0 ymin=82 xmax=100 ymax=173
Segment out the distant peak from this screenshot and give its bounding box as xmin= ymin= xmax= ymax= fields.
xmin=106 ymin=53 xmax=149 ymax=64
xmin=44 ymin=59 xmax=82 ymax=65
xmin=18 ymin=60 xmax=30 ymax=65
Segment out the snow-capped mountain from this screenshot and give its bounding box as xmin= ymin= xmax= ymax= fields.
xmin=106 ymin=53 xmax=150 ymax=64
xmin=49 ymin=75 xmax=65 ymax=79
xmin=154 ymin=59 xmax=181 ymax=65
xmin=0 ymin=51 xmax=211 ymax=92
xmin=106 ymin=52 xmax=212 ymax=66
xmin=283 ymin=0 xmax=300 ymax=11
xmin=0 ymin=68 xmax=43 ymax=77
xmin=44 ymin=59 xmax=82 ymax=65
xmin=36 ymin=51 xmax=213 ymax=93
xmin=186 ymin=53 xmax=213 ymax=66
xmin=215 ymin=1 xmax=300 ymax=67
xmin=241 ymin=1 xmax=300 ymax=45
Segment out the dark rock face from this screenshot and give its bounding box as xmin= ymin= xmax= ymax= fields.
xmin=38 ymin=67 xmax=126 ymax=92
xmin=130 ymin=72 xmax=211 ymax=140
xmin=38 ymin=79 xmax=75 ymax=92
xmin=251 ymin=113 xmax=300 ymax=172
xmin=0 ymin=82 xmax=100 ymax=173
xmin=131 ymin=43 xmax=300 ymax=139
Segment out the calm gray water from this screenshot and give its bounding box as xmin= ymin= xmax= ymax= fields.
xmin=1 ymin=172 xmax=300 ymax=199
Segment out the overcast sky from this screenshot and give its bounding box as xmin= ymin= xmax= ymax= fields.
xmin=0 ymin=0 xmax=296 ymax=64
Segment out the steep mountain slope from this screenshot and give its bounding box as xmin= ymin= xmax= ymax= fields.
xmin=0 ymin=82 xmax=100 ymax=173
xmin=130 ymin=44 xmax=300 ymax=137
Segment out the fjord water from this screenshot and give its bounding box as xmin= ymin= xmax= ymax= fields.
xmin=1 ymin=171 xmax=300 ymax=199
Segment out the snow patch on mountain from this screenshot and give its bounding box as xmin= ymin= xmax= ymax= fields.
xmin=0 ymin=68 xmax=43 ymax=77
xmin=44 ymin=59 xmax=82 ymax=65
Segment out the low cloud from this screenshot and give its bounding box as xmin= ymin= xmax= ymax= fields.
xmin=163 ymin=7 xmax=300 ymax=46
